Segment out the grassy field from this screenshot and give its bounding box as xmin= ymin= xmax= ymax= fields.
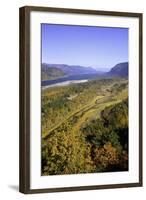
xmin=41 ymin=78 xmax=128 ymax=175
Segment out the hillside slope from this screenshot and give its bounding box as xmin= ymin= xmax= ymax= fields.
xmin=41 ymin=65 xmax=66 ymax=80
xmin=107 ymin=62 xmax=128 ymax=77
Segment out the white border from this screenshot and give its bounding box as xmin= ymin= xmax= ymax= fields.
xmin=30 ymin=11 xmax=139 ymax=189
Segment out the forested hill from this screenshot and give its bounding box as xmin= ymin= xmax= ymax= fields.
xmin=41 ymin=78 xmax=128 ymax=175
xmin=107 ymin=62 xmax=128 ymax=77
xmin=41 ymin=65 xmax=66 ymax=81
xmin=42 ymin=63 xmax=97 ymax=79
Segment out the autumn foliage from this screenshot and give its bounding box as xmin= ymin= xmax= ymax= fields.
xmin=41 ymin=79 xmax=128 ymax=175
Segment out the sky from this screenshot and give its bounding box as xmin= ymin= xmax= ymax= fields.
xmin=41 ymin=24 xmax=128 ymax=71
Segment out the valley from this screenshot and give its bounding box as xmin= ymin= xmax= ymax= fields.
xmin=41 ymin=77 xmax=128 ymax=175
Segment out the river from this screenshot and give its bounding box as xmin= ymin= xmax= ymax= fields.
xmin=41 ymin=73 xmax=99 ymax=89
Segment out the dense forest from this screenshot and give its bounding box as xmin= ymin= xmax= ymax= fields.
xmin=41 ymin=78 xmax=128 ymax=175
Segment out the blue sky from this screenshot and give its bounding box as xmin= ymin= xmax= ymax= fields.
xmin=41 ymin=24 xmax=128 ymax=71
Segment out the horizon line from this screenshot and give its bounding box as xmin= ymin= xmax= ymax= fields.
xmin=41 ymin=61 xmax=128 ymax=70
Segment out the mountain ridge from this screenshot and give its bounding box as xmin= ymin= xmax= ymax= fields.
xmin=41 ymin=62 xmax=128 ymax=81
xmin=42 ymin=63 xmax=98 ymax=76
xmin=41 ymin=65 xmax=66 ymax=80
xmin=107 ymin=62 xmax=128 ymax=77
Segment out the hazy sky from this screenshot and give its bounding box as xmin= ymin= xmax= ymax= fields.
xmin=41 ymin=24 xmax=128 ymax=71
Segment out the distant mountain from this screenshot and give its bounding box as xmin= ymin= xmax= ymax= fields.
xmin=107 ymin=62 xmax=128 ymax=77
xmin=41 ymin=64 xmax=66 ymax=80
xmin=42 ymin=63 xmax=98 ymax=77
xmin=41 ymin=62 xmax=128 ymax=81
